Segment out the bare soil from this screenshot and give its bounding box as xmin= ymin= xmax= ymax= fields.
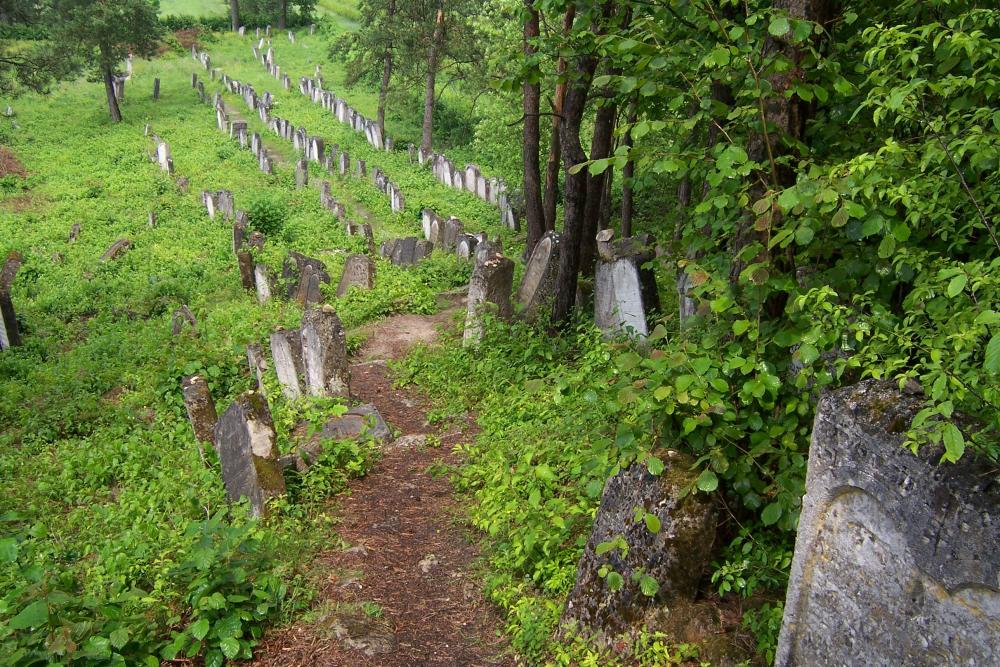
xmin=247 ymin=300 xmax=512 ymax=667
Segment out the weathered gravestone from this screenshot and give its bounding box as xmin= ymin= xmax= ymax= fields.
xmin=516 ymin=232 xmax=561 ymax=320
xmin=282 ymin=252 xmax=330 ymax=305
xmin=100 ymin=239 xmax=132 ymax=262
xmin=214 ymin=392 xmax=286 ymax=518
xmin=270 ymin=327 xmax=305 ymax=399
xmin=171 ymin=305 xmax=197 ymax=336
xmin=463 ymin=250 xmax=514 ymax=347
xmin=336 ymin=254 xmax=376 ymax=297
xmin=562 ymin=450 xmax=716 ymax=638
xmin=594 ymin=230 xmax=660 ymax=339
xmin=440 ymin=217 xmax=464 ymax=252
xmin=254 ymin=264 xmax=272 ymax=304
xmin=246 ymin=343 xmax=268 ymax=393
xmin=283 ymin=404 xmax=393 ymax=471
xmin=421 ymin=209 xmax=439 ymax=241
xmin=0 ymin=252 xmax=22 ymax=350
xmin=381 ymin=237 xmax=432 ymax=267
xmin=68 ymin=224 xmax=81 ymax=243
xmin=237 ymin=252 xmax=256 ymax=291
xmin=301 ymin=305 xmax=350 ymax=398
xmin=181 ymin=375 xmax=218 ymax=454
xmin=455 ymin=234 xmax=479 ymax=260
xmin=295 ymin=159 xmax=308 ymax=188
xmin=775 ymin=380 xmax=1000 ymax=667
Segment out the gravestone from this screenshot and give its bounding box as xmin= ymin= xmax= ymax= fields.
xmin=516 ymin=232 xmax=561 ymax=320
xmin=153 ymin=78 xmax=160 ymax=100
xmin=100 ymin=239 xmax=132 ymax=262
xmin=463 ymin=250 xmax=514 ymax=347
xmin=361 ymin=224 xmax=376 ymax=255
xmin=441 ymin=217 xmax=464 ymax=252
xmin=147 ymin=211 xmax=157 ymax=228
xmin=232 ymin=215 xmax=248 ymax=254
xmin=237 ymin=252 xmax=256 ymax=291
xmin=191 ymin=73 xmax=198 ymax=88
xmin=421 ymin=209 xmax=439 ymax=241
xmin=1 ymin=251 xmax=22 ymax=292
xmin=382 ymin=237 xmax=432 ymax=267
xmin=562 ymin=451 xmax=716 ymax=638
xmin=254 ymin=264 xmax=272 ymax=304
xmin=285 ymin=404 xmax=393 ymax=471
xmin=355 ymin=159 xmax=366 ymax=178
xmin=0 ymin=291 xmax=19 ymax=350
xmin=308 ymin=136 xmax=324 ymax=163
xmin=182 ymin=375 xmax=218 ymax=450
xmin=282 ymin=252 xmax=330 ymax=301
xmin=301 ymin=305 xmax=350 ymax=398
xmin=171 ymin=305 xmax=197 ymax=335
xmin=68 ymin=224 xmax=81 ymax=243
xmin=336 ymin=254 xmax=376 ymax=297
xmin=295 ymin=159 xmax=308 ymax=188
xmin=294 ymin=265 xmax=326 ymax=306
xmin=428 ymin=218 xmax=442 ymax=248
xmin=775 ymin=380 xmax=1000 ymax=667
xmin=214 ymin=392 xmax=285 ymax=518
xmin=455 ymin=234 xmax=479 ymax=260
xmin=156 ymin=141 xmax=173 ymax=174
xmin=339 ymin=152 xmax=349 ymax=176
xmin=246 ymin=343 xmax=268 ymax=393
xmin=270 ymin=327 xmax=305 ymax=399
xmin=594 ymin=230 xmax=660 ymax=339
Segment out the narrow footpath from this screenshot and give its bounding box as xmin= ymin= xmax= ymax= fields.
xmin=250 ymin=297 xmax=512 ymax=667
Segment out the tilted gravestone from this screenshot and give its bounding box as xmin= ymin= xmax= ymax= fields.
xmin=214 ymin=392 xmax=285 ymax=518
xmin=594 ymin=230 xmax=660 ymax=339
xmin=100 ymin=239 xmax=132 ymax=263
xmin=237 ymin=252 xmax=256 ymax=291
xmin=336 ymin=254 xmax=376 ymax=297
xmin=775 ymin=380 xmax=1000 ymax=666
xmin=170 ymin=305 xmax=197 ymax=336
xmin=463 ymin=250 xmax=514 ymax=347
xmin=246 ymin=343 xmax=268 ymax=394
xmin=301 ymin=305 xmax=350 ymax=398
xmin=281 ymin=252 xmax=330 ymax=303
xmin=270 ymin=327 xmax=305 ymax=400
xmin=182 ymin=375 xmax=218 ymax=452
xmin=516 ymin=232 xmax=561 ymax=320
xmin=563 ymin=451 xmax=716 ymax=638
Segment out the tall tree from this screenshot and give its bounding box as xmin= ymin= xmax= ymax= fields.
xmin=50 ymin=0 xmax=161 ymax=123
xmin=542 ymin=4 xmax=576 ymax=232
xmin=376 ymin=0 xmax=397 ymax=138
xmin=230 ymin=0 xmax=240 ymax=32
xmin=277 ymin=0 xmax=288 ymax=29
xmin=522 ymin=0 xmax=544 ymax=254
xmin=421 ymin=4 xmax=446 ymax=153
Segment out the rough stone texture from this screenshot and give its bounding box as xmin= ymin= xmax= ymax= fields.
xmin=286 ymin=404 xmax=394 ymax=471
xmin=562 ymin=451 xmax=716 ymax=638
xmin=776 ymin=380 xmax=1000 ymax=667
xmin=594 ymin=230 xmax=660 ymax=339
xmin=214 ymin=392 xmax=285 ymax=518
xmin=100 ymin=239 xmax=132 ymax=263
xmin=463 ymin=251 xmax=514 ymax=347
xmin=233 ymin=216 xmax=248 ymax=255
xmin=382 ymin=237 xmax=431 ymax=267
xmin=237 ymin=251 xmax=256 ymax=291
xmin=455 ymin=234 xmax=479 ymax=260
xmin=516 ymin=231 xmax=561 ymax=320
xmin=246 ymin=343 xmax=268 ymax=393
xmin=301 ymin=305 xmax=350 ymax=398
xmin=282 ymin=251 xmax=331 ymax=301
xmin=295 ymin=158 xmax=309 ymax=188
xmin=270 ymin=327 xmax=305 ymax=400
xmin=170 ymin=305 xmax=197 ymax=335
xmin=181 ymin=375 xmax=218 ymax=448
xmin=254 ymin=264 xmax=272 ymax=304
xmin=441 ymin=217 xmax=464 ymax=252
xmin=294 ymin=264 xmax=326 ymax=306
xmin=0 ymin=291 xmax=20 ymax=350
xmin=336 ymin=254 xmax=376 ymax=297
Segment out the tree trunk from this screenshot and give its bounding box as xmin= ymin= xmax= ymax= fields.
xmin=542 ymin=4 xmax=576 ymax=232
xmin=522 ymin=0 xmax=544 ymax=255
xmin=102 ymin=63 xmax=122 ymax=123
xmin=376 ymin=0 xmax=396 ymax=139
xmin=421 ymin=7 xmax=445 ymax=154
xmin=621 ymin=103 xmax=637 ymax=237
xmin=277 ymin=0 xmax=287 ymax=29
xmin=230 ymin=0 xmax=240 ymax=32
xmin=579 ymin=100 xmax=616 ymax=275
xmin=551 ymin=3 xmax=612 ymax=324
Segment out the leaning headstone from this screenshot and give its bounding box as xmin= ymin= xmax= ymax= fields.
xmin=562 ymin=451 xmax=716 ymax=637
xmin=775 ymin=380 xmax=1000 ymax=667
xmin=100 ymin=239 xmax=132 ymax=262
xmin=463 ymin=250 xmax=514 ymax=347
xmin=214 ymin=392 xmax=285 ymax=518
xmin=270 ymin=327 xmax=305 ymax=400
xmin=594 ymin=230 xmax=660 ymax=339
xmin=182 ymin=375 xmax=218 ymax=456
xmin=294 ymin=264 xmax=326 ymax=306
xmin=336 ymin=254 xmax=376 ymax=297
xmin=281 ymin=251 xmax=330 ymax=300
xmin=516 ymin=232 xmax=561 ymax=320
xmin=300 ymin=305 xmax=350 ymax=398
xmin=295 ymin=159 xmax=308 ymax=188
xmin=246 ymin=343 xmax=268 ymax=393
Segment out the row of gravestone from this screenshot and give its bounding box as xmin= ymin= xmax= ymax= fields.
xmin=207 ymin=89 xmax=277 ymax=175
xmin=181 ymin=304 xmax=390 ymax=518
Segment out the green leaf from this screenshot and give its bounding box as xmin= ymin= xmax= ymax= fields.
xmin=606 ymin=571 xmax=625 ymax=591
xmin=534 ymin=464 xmax=556 ymax=482
xmin=646 ymin=456 xmax=664 ymax=476
xmin=639 ymin=574 xmax=660 ymax=597
xmin=732 ymin=319 xmax=750 ymax=335
xmin=696 ymin=469 xmax=718 ymax=492
xmin=797 ymin=343 xmax=819 ymax=366
xmin=947 ymin=274 xmax=967 ymax=298
xmin=941 ymin=424 xmax=965 ymax=463
xmin=761 ymin=502 xmax=783 ymax=526
xmin=190 ymin=618 xmax=211 ymax=641
xmin=984 ymin=334 xmax=1000 ymax=374
xmin=644 ymin=513 xmax=661 ymax=534
xmin=219 ymin=636 xmax=241 ymax=660
xmin=205 ymin=650 xmax=224 ymax=667
xmin=109 ymin=627 xmax=130 ymax=649
xmin=0 ymin=537 xmax=17 ymax=563
xmin=8 ymin=600 xmax=48 ymax=630
xmin=768 ymin=16 xmax=790 ymax=37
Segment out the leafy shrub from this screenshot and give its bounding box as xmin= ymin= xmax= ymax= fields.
xmin=246 ymin=193 xmax=288 ymax=238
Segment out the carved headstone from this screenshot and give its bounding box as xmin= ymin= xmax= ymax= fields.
xmin=295 ymin=159 xmax=308 ymax=188
xmin=282 ymin=252 xmax=330 ymax=302
xmin=254 ymin=264 xmax=272 ymax=304
xmin=336 ymin=254 xmax=376 ymax=297
xmin=776 ymin=380 xmax=1000 ymax=666
xmin=182 ymin=375 xmax=218 ymax=451
xmin=516 ymin=232 xmax=561 ymax=319
xmin=214 ymin=392 xmax=285 ymax=518
xmin=246 ymin=343 xmax=268 ymax=393
xmin=594 ymin=230 xmax=660 ymax=339
xmin=463 ymin=251 xmax=514 ymax=347
xmin=270 ymin=328 xmax=305 ymax=400
xmin=301 ymin=305 xmax=350 ymax=398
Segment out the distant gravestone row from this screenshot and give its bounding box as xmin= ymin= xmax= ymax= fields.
xmin=319 ymin=181 xmax=376 ymax=254
xmin=425 ymin=153 xmax=519 ymax=231
xmin=420 ymin=208 xmax=488 ymax=262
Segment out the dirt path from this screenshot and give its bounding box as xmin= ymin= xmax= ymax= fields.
xmin=249 ymin=298 xmax=512 ymax=667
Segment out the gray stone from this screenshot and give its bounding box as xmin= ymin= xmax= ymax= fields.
xmin=463 ymin=251 xmax=514 ymax=347
xmin=0 ymin=291 xmax=20 ymax=350
xmin=170 ymin=305 xmax=197 ymax=335
xmin=270 ymin=327 xmax=305 ymax=400
xmin=68 ymin=224 xmax=81 ymax=243
xmin=155 ymin=141 xmax=173 ymax=174
xmin=516 ymin=232 xmax=561 ymax=320
xmin=282 ymin=252 xmax=330 ymax=301
xmin=254 ymin=264 xmax=272 ymax=304
xmin=100 ymin=238 xmax=132 ymax=263
xmin=232 ymin=216 xmax=248 ymax=255
xmin=455 ymin=234 xmax=479 ymax=260
xmin=562 ymin=451 xmax=716 ymax=638
xmin=214 ymin=392 xmax=285 ymax=518
xmin=336 ymin=254 xmax=376 ymax=297
xmin=295 ymin=159 xmax=308 ymax=188
xmin=301 ymin=305 xmax=350 ymax=398
xmin=147 ymin=211 xmax=157 ymax=228
xmin=355 ymin=158 xmax=366 ymax=178
xmin=776 ymin=380 xmax=1000 ymax=667
xmin=246 ymin=343 xmax=268 ymax=393
xmin=441 ymin=217 xmax=464 ymax=252
xmin=182 ymin=375 xmax=218 ymax=451
xmin=594 ymin=230 xmax=660 ymax=339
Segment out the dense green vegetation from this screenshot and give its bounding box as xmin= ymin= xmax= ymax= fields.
xmin=1 ymin=0 xmax=998 ymax=664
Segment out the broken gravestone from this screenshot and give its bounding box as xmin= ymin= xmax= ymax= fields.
xmin=100 ymin=239 xmax=132 ymax=263
xmin=594 ymin=230 xmax=660 ymax=339
xmin=214 ymin=392 xmax=286 ymax=518
xmin=775 ymin=380 xmax=1000 ymax=666
xmin=254 ymin=264 xmax=272 ymax=304
xmin=336 ymin=254 xmax=376 ymax=297
xmin=282 ymin=251 xmax=331 ymax=305
xmin=463 ymin=250 xmax=514 ymax=347
xmin=270 ymin=327 xmax=306 ymax=400
xmin=301 ymin=305 xmax=350 ymax=398
xmin=181 ymin=375 xmax=218 ymax=463
xmin=562 ymin=450 xmax=716 ymax=638
xmin=516 ymin=231 xmax=561 ymax=320
xmin=284 ymin=404 xmax=393 ymax=471
xmin=246 ymin=343 xmax=268 ymax=393
xmin=381 ymin=238 xmax=432 ymax=267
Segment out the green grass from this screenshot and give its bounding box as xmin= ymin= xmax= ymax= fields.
xmin=160 ymin=0 xmax=227 ymax=17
